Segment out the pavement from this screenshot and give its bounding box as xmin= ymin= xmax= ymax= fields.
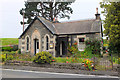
xmin=2 ymin=65 xmax=119 ymax=77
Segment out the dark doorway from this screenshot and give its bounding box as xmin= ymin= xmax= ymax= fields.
xmin=60 ymin=41 xmax=66 ymax=56
xmin=56 ymin=36 xmax=68 ymax=57
xmin=34 ymin=39 xmax=39 ymax=55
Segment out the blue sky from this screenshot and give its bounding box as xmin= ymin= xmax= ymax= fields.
xmin=0 ymin=0 xmax=103 ymax=38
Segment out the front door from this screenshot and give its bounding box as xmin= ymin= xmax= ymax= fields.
xmin=34 ymin=39 xmax=39 ymax=55
xmin=36 ymin=40 xmax=39 ymax=53
xmin=56 ymin=37 xmax=68 ymax=57
xmin=60 ymin=41 xmax=66 ymax=56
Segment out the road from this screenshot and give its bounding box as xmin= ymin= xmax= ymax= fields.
xmin=1 ymin=69 xmax=119 ymax=78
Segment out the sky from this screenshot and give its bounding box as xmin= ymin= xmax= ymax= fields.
xmin=0 ymin=0 xmax=103 ymax=38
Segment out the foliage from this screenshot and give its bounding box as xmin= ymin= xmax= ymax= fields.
xmin=12 ymin=53 xmax=33 ymax=61
xmin=20 ymin=2 xmax=73 ymax=24
xmin=2 ymin=47 xmax=13 ymax=52
xmin=2 ymin=45 xmax=18 ymax=51
xmin=85 ymin=39 xmax=101 ymax=55
xmin=82 ymin=59 xmax=95 ymax=71
xmin=18 ymin=49 xmax=21 ymax=54
xmin=119 ymin=58 xmax=120 ymax=64
xmin=100 ymin=2 xmax=120 ymax=54
xmin=6 ymin=54 xmax=14 ymax=60
xmin=2 ymin=51 xmax=17 ymax=54
xmin=68 ymin=40 xmax=101 ymax=58
xmin=33 ymin=51 xmax=53 ymax=64
xmin=1 ymin=38 xmax=18 ymax=46
xmin=0 ymin=54 xmax=6 ymax=62
xmin=1 ymin=52 xmax=33 ymax=61
xmin=68 ymin=42 xmax=80 ymax=56
xmin=55 ymin=57 xmax=83 ymax=63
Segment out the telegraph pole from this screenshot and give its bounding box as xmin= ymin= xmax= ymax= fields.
xmin=22 ymin=9 xmax=25 ymax=32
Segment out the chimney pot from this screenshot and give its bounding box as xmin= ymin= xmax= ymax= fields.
xmin=95 ymin=8 xmax=100 ymax=20
xmin=96 ymin=8 xmax=98 ymax=14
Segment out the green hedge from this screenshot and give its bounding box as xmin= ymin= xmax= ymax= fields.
xmin=2 ymin=45 xmax=18 ymax=51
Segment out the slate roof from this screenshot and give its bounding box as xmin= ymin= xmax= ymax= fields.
xmin=53 ymin=20 xmax=101 ymax=35
xmin=19 ymin=16 xmax=102 ymax=38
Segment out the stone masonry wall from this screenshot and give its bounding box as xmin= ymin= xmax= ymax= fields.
xmin=19 ymin=20 xmax=56 ymax=56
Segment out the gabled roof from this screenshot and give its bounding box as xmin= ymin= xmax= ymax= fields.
xmin=19 ymin=16 xmax=102 ymax=38
xmin=19 ymin=16 xmax=56 ymax=38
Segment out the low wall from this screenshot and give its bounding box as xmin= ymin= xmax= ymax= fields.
xmin=5 ymin=60 xmax=85 ymax=70
xmin=4 ymin=60 xmax=119 ymax=72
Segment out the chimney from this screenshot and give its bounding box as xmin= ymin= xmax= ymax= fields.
xmin=95 ymin=8 xmax=101 ymax=20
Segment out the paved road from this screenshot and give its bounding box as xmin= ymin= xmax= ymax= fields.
xmin=1 ymin=69 xmax=119 ymax=78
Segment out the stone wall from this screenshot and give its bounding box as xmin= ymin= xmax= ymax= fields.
xmin=19 ymin=20 xmax=56 ymax=56
xmin=5 ymin=60 xmax=85 ymax=70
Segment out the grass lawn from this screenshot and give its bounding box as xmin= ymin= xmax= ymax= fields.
xmin=55 ymin=57 xmax=84 ymax=63
xmin=0 ymin=38 xmax=18 ymax=46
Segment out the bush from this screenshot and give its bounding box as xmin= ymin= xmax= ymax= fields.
xmin=2 ymin=45 xmax=18 ymax=52
xmin=6 ymin=54 xmax=14 ymax=60
xmin=33 ymin=51 xmax=53 ymax=64
xmin=2 ymin=47 xmax=13 ymax=52
xmin=82 ymin=59 xmax=95 ymax=71
xmin=0 ymin=54 xmax=6 ymax=62
xmin=18 ymin=49 xmax=21 ymax=54
xmin=85 ymin=39 xmax=101 ymax=55
xmin=68 ymin=41 xmax=80 ymax=57
xmin=2 ymin=51 xmax=16 ymax=54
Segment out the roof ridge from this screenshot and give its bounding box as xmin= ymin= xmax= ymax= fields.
xmin=38 ymin=16 xmax=53 ymax=24
xmin=54 ymin=19 xmax=96 ymax=24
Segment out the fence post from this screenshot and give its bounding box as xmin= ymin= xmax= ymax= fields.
xmin=111 ymin=52 xmax=113 ymax=70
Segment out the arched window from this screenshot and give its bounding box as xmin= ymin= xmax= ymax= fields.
xmin=27 ymin=37 xmax=29 ymax=51
xmin=46 ymin=36 xmax=49 ymax=50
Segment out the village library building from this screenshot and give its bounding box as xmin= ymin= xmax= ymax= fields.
xmin=18 ymin=8 xmax=103 ymax=57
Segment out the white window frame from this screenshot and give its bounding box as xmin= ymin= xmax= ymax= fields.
xmin=25 ymin=35 xmax=30 ymax=52
xmin=77 ymin=35 xmax=86 ymax=51
xmin=44 ymin=34 xmax=50 ymax=51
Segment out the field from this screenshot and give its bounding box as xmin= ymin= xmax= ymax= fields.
xmin=0 ymin=38 xmax=18 ymax=46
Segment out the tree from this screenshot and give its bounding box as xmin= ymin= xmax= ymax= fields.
xmin=100 ymin=2 xmax=120 ymax=53
xmin=20 ymin=2 xmax=73 ymax=25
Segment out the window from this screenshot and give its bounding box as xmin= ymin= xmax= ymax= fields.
xmin=37 ymin=41 xmax=39 ymax=49
xmin=27 ymin=37 xmax=29 ymax=50
xmin=46 ymin=36 xmax=49 ymax=50
xmin=78 ymin=38 xmax=85 ymax=51
xmin=79 ymin=38 xmax=84 ymax=43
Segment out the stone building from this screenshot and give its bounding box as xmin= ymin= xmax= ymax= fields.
xmin=19 ymin=9 xmax=103 ymax=57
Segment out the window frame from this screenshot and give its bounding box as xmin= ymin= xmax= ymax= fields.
xmin=44 ymin=34 xmax=50 ymax=51
xmin=77 ymin=35 xmax=86 ymax=51
xmin=25 ymin=35 xmax=30 ymax=52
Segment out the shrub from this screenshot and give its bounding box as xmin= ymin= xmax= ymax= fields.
xmin=18 ymin=49 xmax=21 ymax=54
xmin=33 ymin=51 xmax=53 ymax=64
xmin=0 ymin=54 xmax=6 ymax=62
xmin=85 ymin=39 xmax=101 ymax=55
xmin=2 ymin=47 xmax=13 ymax=52
xmin=68 ymin=41 xmax=80 ymax=57
xmin=2 ymin=51 xmax=16 ymax=54
xmin=2 ymin=45 xmax=18 ymax=52
xmin=119 ymin=58 xmax=120 ymax=64
xmin=82 ymin=59 xmax=95 ymax=71
xmin=6 ymin=54 xmax=14 ymax=60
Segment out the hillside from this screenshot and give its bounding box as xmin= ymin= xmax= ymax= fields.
xmin=0 ymin=38 xmax=18 ymax=46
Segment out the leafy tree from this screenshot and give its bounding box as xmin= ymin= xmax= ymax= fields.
xmin=20 ymin=2 xmax=73 ymax=25
xmin=100 ymin=2 xmax=120 ymax=54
